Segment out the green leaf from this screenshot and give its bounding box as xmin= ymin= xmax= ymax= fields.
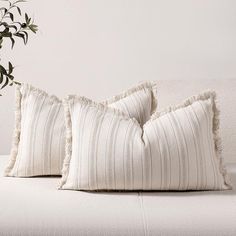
xmin=8 ymin=62 xmax=13 ymax=74
xmin=21 ymin=31 xmax=28 ymax=43
xmin=29 ymin=24 xmax=38 ymax=33
xmin=8 ymin=74 xmax=14 ymax=80
xmin=14 ymin=81 xmax=21 ymax=85
xmin=0 ymin=73 xmax=3 ymax=84
xmin=8 ymin=12 xmax=14 ymax=21
xmin=1 ymin=31 xmax=12 ymax=37
xmin=25 ymin=13 xmax=30 ymax=24
xmin=14 ymin=0 xmax=27 ymax=4
xmin=14 ymin=32 xmax=26 ymax=44
xmin=16 ymin=6 xmax=21 ymax=15
xmin=1 ymin=77 xmax=9 ymax=89
xmin=10 ymin=37 xmax=15 ymax=49
xmin=0 ymin=65 xmax=7 ymax=75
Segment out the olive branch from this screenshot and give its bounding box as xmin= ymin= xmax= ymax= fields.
xmin=0 ymin=0 xmax=38 ymax=96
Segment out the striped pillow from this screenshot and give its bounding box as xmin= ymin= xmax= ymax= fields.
xmin=59 ymin=91 xmax=231 ymax=191
xmin=5 ymin=82 xmax=157 ymax=177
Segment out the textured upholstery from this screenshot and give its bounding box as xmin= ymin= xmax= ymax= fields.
xmin=156 ymin=79 xmax=236 ymax=163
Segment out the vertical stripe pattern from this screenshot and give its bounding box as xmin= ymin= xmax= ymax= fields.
xmin=5 ymin=82 xmax=157 ymax=177
xmin=60 ymin=91 xmax=231 ymax=191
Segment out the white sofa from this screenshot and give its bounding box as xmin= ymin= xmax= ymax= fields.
xmin=1 ymin=79 xmax=236 ymax=236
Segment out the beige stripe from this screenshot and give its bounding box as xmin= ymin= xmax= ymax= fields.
xmin=183 ymin=108 xmax=200 ymax=189
xmin=171 ymin=112 xmax=190 ymax=189
xmin=190 ymin=105 xmax=207 ymax=189
xmin=166 ymin=113 xmax=182 ymax=189
xmin=59 ymin=91 xmax=231 ymax=191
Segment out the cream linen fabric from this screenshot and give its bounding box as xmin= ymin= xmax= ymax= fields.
xmin=60 ymin=91 xmax=231 ymax=190
xmin=5 ymin=82 xmax=157 ymax=177
xmin=1 ymin=156 xmax=236 ymax=236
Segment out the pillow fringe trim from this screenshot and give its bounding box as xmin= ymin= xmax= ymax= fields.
xmin=64 ymin=95 xmax=140 ymax=126
xmin=212 ymin=93 xmax=232 ymax=190
xmin=20 ymin=83 xmax=61 ymax=103
xmin=101 ymin=81 xmax=157 ymax=114
xmin=148 ymin=90 xmax=232 ymax=190
xmin=4 ymin=85 xmax=22 ymax=176
xmin=58 ymin=99 xmax=72 ymax=189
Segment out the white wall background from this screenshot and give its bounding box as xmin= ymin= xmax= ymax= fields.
xmin=1 ymin=0 xmax=236 ymax=154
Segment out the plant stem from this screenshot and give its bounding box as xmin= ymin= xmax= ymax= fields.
xmin=0 ymin=5 xmax=15 ymax=23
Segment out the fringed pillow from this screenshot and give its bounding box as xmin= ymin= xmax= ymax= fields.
xmin=5 ymin=82 xmax=157 ymax=177
xmin=59 ymin=91 xmax=231 ymax=191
